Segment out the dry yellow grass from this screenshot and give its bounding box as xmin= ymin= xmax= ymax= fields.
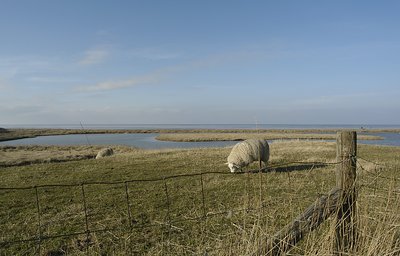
xmin=156 ymin=132 xmax=382 ymax=142
xmin=1 ymin=140 xmax=399 ymax=255
xmin=0 ymin=145 xmax=135 ymax=167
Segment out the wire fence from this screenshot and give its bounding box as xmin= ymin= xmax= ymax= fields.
xmin=1 ymin=157 xmax=399 ymax=255
xmin=357 ymin=156 xmax=400 ymax=199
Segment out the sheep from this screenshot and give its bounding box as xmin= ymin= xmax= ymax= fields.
xmin=226 ymin=139 xmax=269 ymax=173
xmin=95 ymin=147 xmax=114 ymax=159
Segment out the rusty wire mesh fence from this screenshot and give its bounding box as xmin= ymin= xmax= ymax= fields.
xmin=1 ymin=158 xmax=399 ymax=255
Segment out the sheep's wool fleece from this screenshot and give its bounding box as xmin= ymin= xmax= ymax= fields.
xmin=227 ymin=139 xmax=269 ymax=167
xmin=96 ymin=148 xmax=114 ymax=159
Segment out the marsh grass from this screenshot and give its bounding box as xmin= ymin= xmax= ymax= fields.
xmin=0 ymin=141 xmax=399 ymax=255
xmin=0 ymin=145 xmax=135 ymax=167
xmin=156 ymin=133 xmax=382 ymax=142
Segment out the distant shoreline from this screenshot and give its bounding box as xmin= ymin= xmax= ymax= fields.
xmin=2 ymin=123 xmax=400 ymax=130
xmin=1 ymin=127 xmax=396 ymax=143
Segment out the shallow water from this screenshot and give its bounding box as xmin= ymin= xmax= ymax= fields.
xmin=0 ymin=133 xmax=238 ymax=149
xmin=359 ymin=133 xmax=400 ymax=147
xmin=1 ymin=132 xmax=400 ymax=148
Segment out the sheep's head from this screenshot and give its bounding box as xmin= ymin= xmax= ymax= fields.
xmin=226 ymin=163 xmax=241 ymax=173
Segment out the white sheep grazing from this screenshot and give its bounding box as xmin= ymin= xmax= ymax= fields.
xmin=95 ymin=147 xmax=114 ymax=159
xmin=226 ymin=139 xmax=269 ymax=173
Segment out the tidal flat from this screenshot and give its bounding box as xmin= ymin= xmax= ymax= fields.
xmin=0 ymin=127 xmax=388 ymax=142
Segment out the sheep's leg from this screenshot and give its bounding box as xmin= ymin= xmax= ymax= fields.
xmin=258 ymin=149 xmax=262 ymax=171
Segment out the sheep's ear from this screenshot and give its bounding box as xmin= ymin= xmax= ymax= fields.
xmin=224 ymin=162 xmax=229 ymax=165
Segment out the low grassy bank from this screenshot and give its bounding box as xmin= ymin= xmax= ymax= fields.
xmin=0 ymin=128 xmax=157 ymax=142
xmin=156 ymin=132 xmax=382 ymax=142
xmin=1 ymin=141 xmax=399 ymax=255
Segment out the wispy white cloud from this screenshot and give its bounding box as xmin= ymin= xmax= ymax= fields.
xmin=0 ymin=56 xmax=56 ymax=70
xmin=75 ymin=46 xmax=288 ymax=92
xmin=75 ymin=73 xmax=162 ymax=92
xmin=78 ymin=47 xmax=109 ymax=66
xmin=0 ymin=55 xmax=69 ymax=79
xmin=75 ymin=64 xmax=181 ymax=92
xmin=26 ymin=76 xmax=81 ymax=83
xmin=78 ymin=77 xmax=151 ymax=91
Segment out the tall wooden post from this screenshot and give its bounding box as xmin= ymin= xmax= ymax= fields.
xmin=334 ymin=131 xmax=357 ymax=254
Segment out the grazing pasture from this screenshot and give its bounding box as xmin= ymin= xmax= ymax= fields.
xmin=1 ymin=139 xmax=399 ymax=255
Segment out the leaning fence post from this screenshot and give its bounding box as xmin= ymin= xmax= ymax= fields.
xmin=334 ymin=131 xmax=357 ymax=254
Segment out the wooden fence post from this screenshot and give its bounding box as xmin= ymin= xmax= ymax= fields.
xmin=255 ymin=187 xmax=342 ymax=256
xmin=334 ymin=131 xmax=357 ymax=254
xmin=254 ymin=131 xmax=358 ymax=256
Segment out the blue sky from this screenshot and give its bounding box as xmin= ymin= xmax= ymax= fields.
xmin=1 ymin=1 xmax=399 ymax=125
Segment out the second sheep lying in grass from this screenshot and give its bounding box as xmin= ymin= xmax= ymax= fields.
xmin=226 ymin=139 xmax=269 ymax=173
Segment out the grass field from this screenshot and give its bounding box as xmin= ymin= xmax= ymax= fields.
xmin=0 ymin=145 xmax=134 ymax=167
xmin=1 ymin=140 xmax=399 ymax=255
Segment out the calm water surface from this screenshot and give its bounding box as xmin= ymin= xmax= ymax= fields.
xmin=0 ymin=133 xmax=238 ymax=149
xmin=359 ymin=133 xmax=400 ymax=147
xmin=2 ymin=124 xmax=400 ymax=148
xmin=1 ymin=132 xmax=400 ymax=148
